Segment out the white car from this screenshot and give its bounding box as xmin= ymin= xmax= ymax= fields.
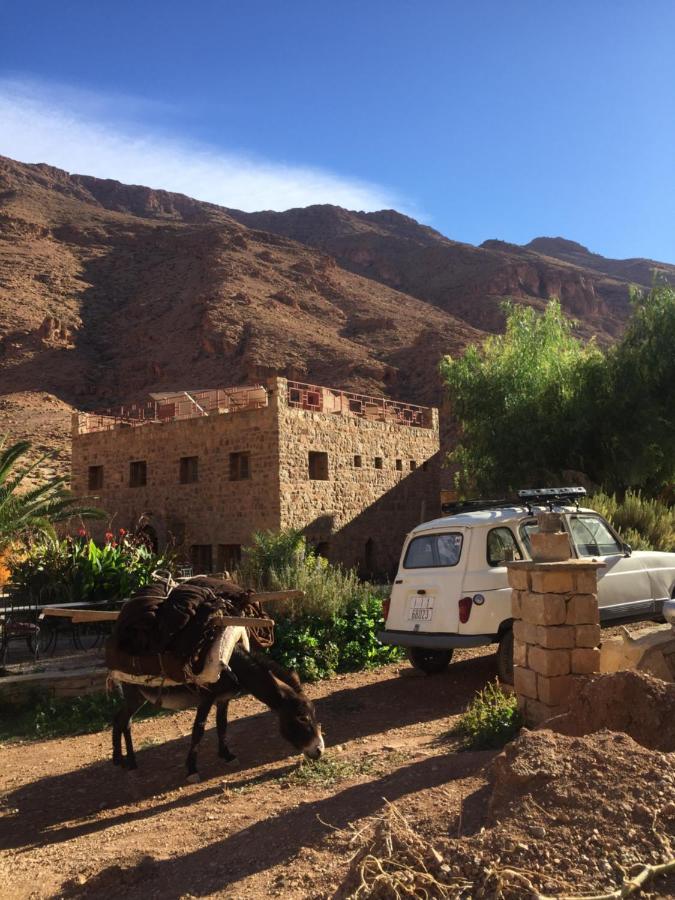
xmin=379 ymin=488 xmax=675 ymax=680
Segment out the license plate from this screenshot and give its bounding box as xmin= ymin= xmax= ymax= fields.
xmin=408 ymin=594 xmax=434 ymax=621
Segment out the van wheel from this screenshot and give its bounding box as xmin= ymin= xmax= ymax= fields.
xmin=497 ymin=629 xmax=514 ymax=685
xmin=407 ymin=648 xmax=453 ymax=675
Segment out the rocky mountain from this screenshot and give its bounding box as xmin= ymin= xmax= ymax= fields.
xmin=226 ymin=206 xmax=674 ymax=338
xmin=0 ymin=156 xmax=479 ymax=472
xmin=0 ymin=153 xmax=672 ymax=475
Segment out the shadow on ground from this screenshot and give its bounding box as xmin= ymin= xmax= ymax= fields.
xmin=1 ymin=652 xmax=497 ymax=855
xmin=58 ymin=748 xmax=493 ymax=899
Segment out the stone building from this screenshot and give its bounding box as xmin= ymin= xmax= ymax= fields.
xmin=71 ymin=377 xmax=440 ymax=576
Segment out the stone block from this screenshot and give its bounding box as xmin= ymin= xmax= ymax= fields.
xmin=536 ymin=625 xmax=576 ymax=649
xmin=511 ymin=590 xmax=523 ymax=619
xmin=575 ymin=624 xmax=601 ymax=648
xmin=514 ymin=665 xmax=538 ymax=699
xmin=571 ymin=647 xmax=601 ymax=674
xmin=528 ymin=645 xmax=570 ymax=677
xmin=507 ymin=567 xmax=530 ymax=591
xmin=530 ymin=569 xmax=576 ymax=594
xmin=520 ymin=592 xmax=567 ymax=626
xmin=566 ymin=594 xmax=599 ymax=625
xmin=522 ymin=697 xmax=563 ymax=726
xmin=513 ymin=639 xmax=528 ymax=667
xmin=513 ymin=620 xmax=538 ymax=644
xmin=575 ymin=570 xmax=599 ymax=594
xmin=537 ymin=674 xmax=575 ymax=706
xmin=530 ymin=530 xmax=572 ymax=562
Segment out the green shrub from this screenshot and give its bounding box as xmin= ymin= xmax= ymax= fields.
xmin=240 ymin=528 xmax=377 ymax=620
xmin=454 ymin=680 xmax=522 ymax=750
xmin=271 ymin=594 xmax=403 ymax=682
xmin=239 ymin=528 xmax=307 ymax=587
xmin=9 ymin=530 xmax=175 ymax=605
xmin=591 ymin=489 xmax=674 ymax=552
xmin=239 ymin=529 xmax=400 ymax=679
xmin=0 ymin=689 xmax=167 ymax=742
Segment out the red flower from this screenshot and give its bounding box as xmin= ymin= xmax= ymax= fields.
xmin=119 ymin=528 xmax=127 ymax=536
xmin=105 ymin=531 xmax=114 ymax=543
xmin=78 ymin=528 xmax=87 ymax=538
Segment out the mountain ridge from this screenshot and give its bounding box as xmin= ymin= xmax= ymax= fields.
xmin=1 ymin=153 xmax=673 ymax=477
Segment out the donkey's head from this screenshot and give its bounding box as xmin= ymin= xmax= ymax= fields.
xmin=266 ymin=661 xmax=323 ymax=759
xmin=232 ymin=649 xmax=324 ymax=759
xmin=277 ymin=686 xmax=324 ymax=759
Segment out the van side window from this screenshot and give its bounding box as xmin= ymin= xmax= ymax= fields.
xmin=404 ymin=533 xmax=463 ymax=568
xmin=569 ymin=515 xmax=622 ymax=557
xmin=519 ymin=520 xmax=539 ymax=558
xmin=487 ymin=527 xmax=522 ymax=566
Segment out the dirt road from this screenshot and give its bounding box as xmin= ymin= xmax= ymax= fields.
xmin=0 ymin=648 xmax=497 ymax=899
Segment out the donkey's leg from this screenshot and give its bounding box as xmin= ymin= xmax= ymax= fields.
xmin=216 ymin=700 xmax=238 ymax=764
xmin=186 ymin=697 xmax=213 ymax=782
xmin=112 ymin=684 xmax=145 ymax=770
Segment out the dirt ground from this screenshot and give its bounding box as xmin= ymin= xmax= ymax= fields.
xmin=2 ymin=642 xmax=674 ymax=900
xmin=0 ymin=647 xmax=498 ymax=899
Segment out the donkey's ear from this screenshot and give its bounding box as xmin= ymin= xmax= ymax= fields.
xmin=286 ymin=670 xmax=303 ymax=693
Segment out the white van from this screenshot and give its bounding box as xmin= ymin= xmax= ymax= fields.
xmin=379 ymin=488 xmax=675 ymax=680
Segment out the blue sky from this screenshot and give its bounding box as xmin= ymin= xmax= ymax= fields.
xmin=1 ymin=0 xmax=673 ymax=261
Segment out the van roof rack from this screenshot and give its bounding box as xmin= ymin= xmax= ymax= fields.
xmin=441 ymin=498 xmax=518 ymax=515
xmin=441 ymin=486 xmax=587 ymax=517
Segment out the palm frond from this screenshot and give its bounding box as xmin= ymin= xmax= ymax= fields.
xmin=0 ymin=438 xmax=105 ymax=550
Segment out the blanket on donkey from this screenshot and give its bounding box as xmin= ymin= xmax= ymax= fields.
xmin=105 ymin=625 xmax=250 ymax=687
xmin=107 ymin=578 xmax=254 ymax=686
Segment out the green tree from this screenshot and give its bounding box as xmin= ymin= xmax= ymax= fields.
xmin=440 ymin=300 xmax=601 ymax=493
xmin=588 ymin=282 xmax=675 ymax=492
xmin=441 ymin=284 xmax=675 ymax=495
xmin=0 ymin=438 xmax=103 ymax=551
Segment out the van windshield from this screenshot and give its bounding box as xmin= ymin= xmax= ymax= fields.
xmin=404 ymin=532 xmax=463 ymax=568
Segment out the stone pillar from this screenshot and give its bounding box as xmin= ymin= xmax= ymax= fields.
xmin=507 ymin=557 xmax=604 ymax=726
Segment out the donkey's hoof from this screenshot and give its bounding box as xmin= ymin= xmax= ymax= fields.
xmin=186 ymin=772 xmax=201 ymax=784
xmin=223 ymin=756 xmax=239 ymax=768
xmin=219 ymin=749 xmax=239 ymax=766
xmin=122 ymin=759 xmax=138 ymax=771
xmin=112 ymin=756 xmax=122 ymax=767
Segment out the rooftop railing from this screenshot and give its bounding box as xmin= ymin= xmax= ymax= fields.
xmin=286 ymin=381 xmax=434 ymax=428
xmin=76 ymin=386 xmax=268 ymax=434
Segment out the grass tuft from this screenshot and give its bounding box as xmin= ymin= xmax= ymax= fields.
xmin=454 ymin=679 xmax=522 ymax=750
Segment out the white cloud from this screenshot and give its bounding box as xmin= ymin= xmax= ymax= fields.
xmin=0 ymin=77 xmax=401 ymax=211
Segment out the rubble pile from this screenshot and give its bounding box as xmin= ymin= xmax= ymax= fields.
xmin=342 ymin=672 xmax=675 ymax=899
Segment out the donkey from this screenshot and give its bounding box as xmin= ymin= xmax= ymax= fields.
xmin=111 ymin=646 xmax=324 ymax=781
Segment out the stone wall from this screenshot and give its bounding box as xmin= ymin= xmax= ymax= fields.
xmin=71 ymin=377 xmax=440 ymax=575
xmin=508 ymin=559 xmax=603 ymax=726
xmin=273 ymin=379 xmax=440 ymax=575
xmin=71 ymin=399 xmax=282 ymax=557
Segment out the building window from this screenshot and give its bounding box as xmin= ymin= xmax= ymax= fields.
xmin=179 ymin=456 xmax=199 ymax=484
xmin=129 ymin=460 xmax=147 ymax=487
xmin=230 ymin=451 xmax=250 ymax=481
xmin=353 ymin=454 xmax=362 ymax=468
xmin=308 ymin=451 xmax=329 ymax=480
xmin=190 ymin=545 xmax=213 ymax=573
xmin=88 ymin=465 xmax=104 ymax=490
xmin=410 ymin=460 xmax=417 ymax=471
xmin=217 ymin=544 xmax=241 ymax=573
xmin=374 ymin=457 xmax=383 ymax=470
xmin=314 ymin=541 xmax=330 ymax=559
xmin=395 ymin=459 xmax=403 ymax=471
